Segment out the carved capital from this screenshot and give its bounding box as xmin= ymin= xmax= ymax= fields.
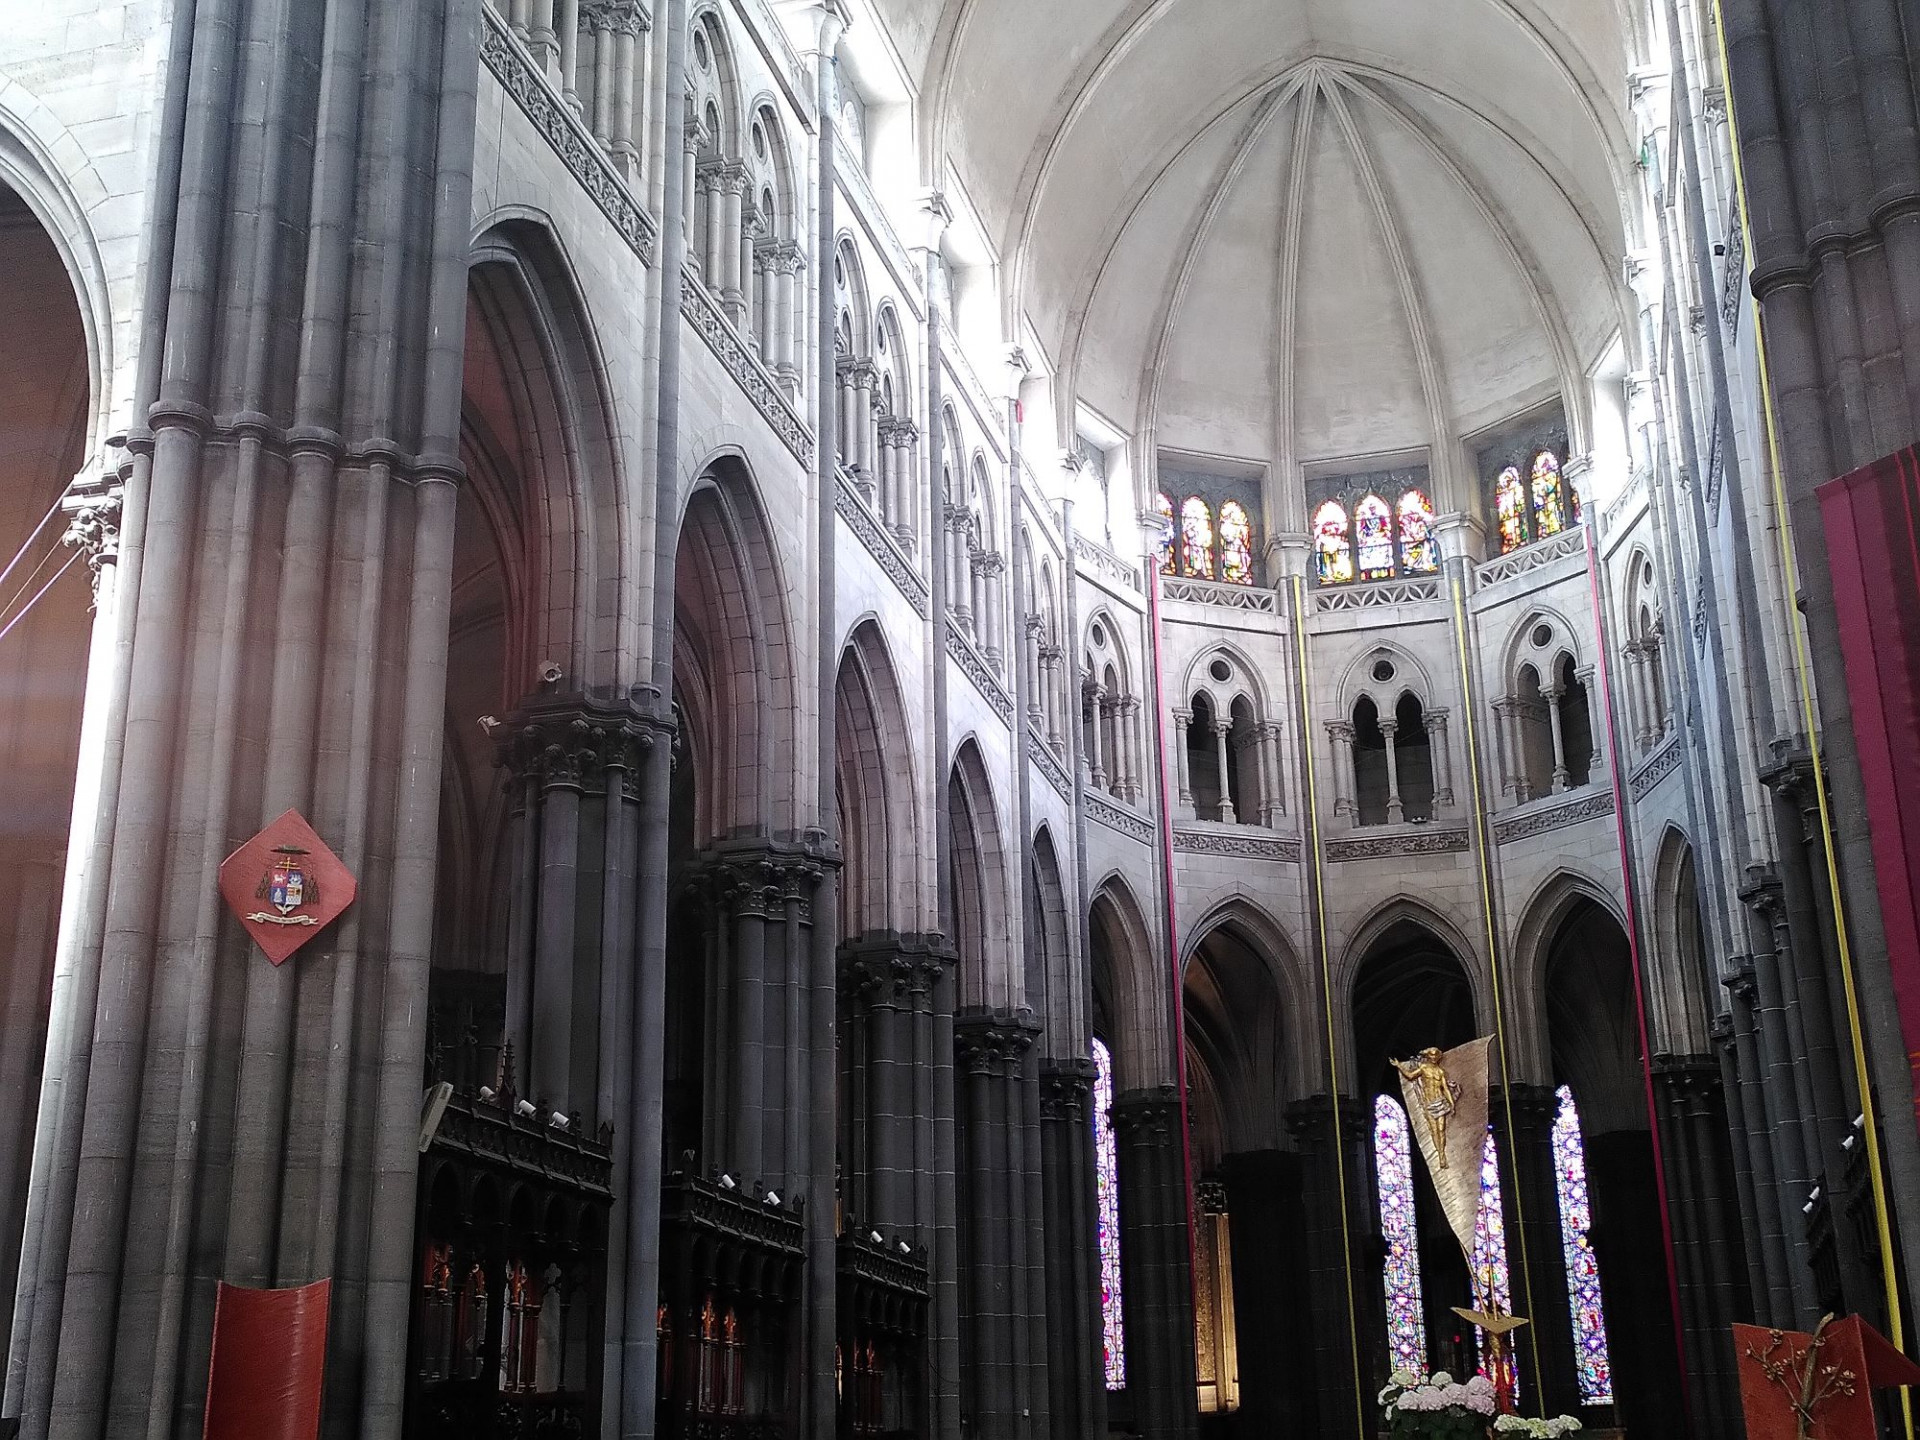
xmin=1040 ymin=1058 xmax=1097 ymax=1120
xmin=496 ymin=695 xmax=663 ymax=797
xmin=1111 ymin=1085 xmax=1182 ymax=1144
xmin=953 ymin=1007 xmax=1041 ymax=1076
xmin=62 ymin=491 xmax=122 ymax=592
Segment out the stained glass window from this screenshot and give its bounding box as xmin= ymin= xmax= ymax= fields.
xmin=1472 ymin=1128 xmax=1514 ymax=1390
xmin=1093 ymin=1037 xmax=1126 ymax=1390
xmin=1355 ymin=494 xmax=1395 ymax=581
xmin=1398 ymin=490 xmax=1438 ymax=576
xmin=1554 ymin=1086 xmax=1613 ymax=1404
xmin=1155 ymin=492 xmax=1177 ymax=575
xmin=1496 ymin=467 xmax=1528 ymax=554
xmin=1374 ymin=1095 xmax=1428 ymax=1375
xmin=1181 ymin=498 xmax=1214 ymax=580
xmin=1531 ymin=451 xmax=1566 ymax=540
xmin=1314 ymin=501 xmax=1354 ymax=586
xmin=1219 ymin=500 xmax=1254 ymax=585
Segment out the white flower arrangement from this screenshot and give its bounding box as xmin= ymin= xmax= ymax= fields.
xmin=1492 ymin=1414 xmax=1584 ymax=1436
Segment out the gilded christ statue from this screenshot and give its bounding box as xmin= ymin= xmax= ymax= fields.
xmin=1394 ymin=1047 xmax=1462 ymax=1166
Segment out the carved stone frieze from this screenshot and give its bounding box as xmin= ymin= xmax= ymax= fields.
xmin=681 ymin=269 xmax=815 ymax=466
xmin=1490 ymin=788 xmax=1615 ymax=844
xmin=1630 ymin=735 xmax=1683 ymax=799
xmin=1324 ymin=827 xmax=1470 ymax=862
xmin=1072 ymin=534 xmax=1142 ymax=594
xmin=1173 ymin=828 xmax=1302 ymax=863
xmin=946 ymin=627 xmax=1014 ymax=721
xmin=1312 ymin=577 xmax=1440 ymax=613
xmin=1030 ymin=728 xmax=1071 ymax=799
xmin=480 ymin=9 xmax=658 ymax=264
xmin=1087 ymin=790 xmax=1154 ymax=844
xmin=836 ymin=471 xmax=930 ymax=617
xmin=1161 ymin=576 xmax=1279 ymax=612
xmin=1473 ymin=524 xmax=1588 ymax=588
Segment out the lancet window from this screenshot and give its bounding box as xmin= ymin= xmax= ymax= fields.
xmin=1487 ymin=444 xmax=1581 ymax=556
xmin=1093 ymin=1036 xmax=1125 ymax=1391
xmin=1553 ymin=1086 xmax=1613 ymax=1404
xmin=1311 ymin=469 xmax=1440 ymax=585
xmin=1158 ymin=490 xmax=1258 ymax=584
xmin=1374 ymin=1095 xmax=1427 ymax=1374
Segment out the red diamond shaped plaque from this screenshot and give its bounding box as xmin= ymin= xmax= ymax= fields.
xmin=218 ymin=809 xmax=357 ymax=965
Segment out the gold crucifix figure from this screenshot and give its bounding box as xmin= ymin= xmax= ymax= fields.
xmin=1393 ymin=1047 xmax=1463 ymax=1166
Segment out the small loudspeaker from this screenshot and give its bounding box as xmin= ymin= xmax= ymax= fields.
xmin=418 ymin=1081 xmax=454 ymax=1153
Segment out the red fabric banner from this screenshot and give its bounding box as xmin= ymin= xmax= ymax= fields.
xmin=1818 ymin=446 xmax=1920 ymax=1133
xmin=202 ymin=1278 xmax=331 ymax=1440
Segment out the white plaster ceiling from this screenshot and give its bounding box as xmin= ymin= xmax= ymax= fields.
xmin=872 ymin=0 xmax=1636 ymax=467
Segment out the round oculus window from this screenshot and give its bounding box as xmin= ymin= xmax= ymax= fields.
xmin=1371 ymin=659 xmax=1396 ymax=683
xmin=1090 ymin=622 xmax=1106 ymax=647
xmin=1210 ymin=659 xmax=1232 ymax=683
xmin=1531 ymin=623 xmax=1553 ymax=648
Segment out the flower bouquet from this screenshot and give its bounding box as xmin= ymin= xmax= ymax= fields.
xmin=1378 ymin=1371 xmax=1584 ymax=1440
xmin=1379 ymin=1371 xmax=1497 ymax=1439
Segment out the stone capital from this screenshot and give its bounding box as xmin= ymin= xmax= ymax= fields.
xmin=953 ymin=1007 xmax=1042 ymax=1076
xmin=1039 ymin=1058 xmax=1097 ymax=1120
xmin=1111 ymin=1085 xmax=1183 ymax=1144
xmin=495 ymin=693 xmax=664 ymax=796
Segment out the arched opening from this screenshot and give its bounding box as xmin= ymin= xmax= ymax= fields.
xmin=1227 ymin=696 xmax=1260 ymax=827
xmin=1352 ymin=920 xmax=1483 ymax=1384
xmin=1187 ymin=692 xmax=1223 ymax=820
xmin=1352 ymin=697 xmax=1389 ymax=826
xmin=0 ymin=180 xmax=95 ymax=1355
xmin=1555 ymin=656 xmax=1594 ymax=790
xmin=1515 ymin=664 xmax=1555 ymax=800
xmin=1543 ymin=898 xmax=1683 ymax=1432
xmin=1394 ymin=694 xmax=1435 ymax=824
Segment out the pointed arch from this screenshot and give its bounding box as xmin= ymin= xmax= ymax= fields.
xmin=674 ymin=454 xmax=799 ymax=842
xmin=1088 ymin=876 xmax=1169 ymax=1091
xmin=1181 ymin=897 xmax=1314 ymax=1121
xmin=1028 ymin=823 xmax=1078 ymax=1052
xmin=949 ymin=738 xmax=1013 ymax=1009
xmin=1648 ymin=826 xmax=1713 ymax=1056
xmin=836 ymin=619 xmax=923 ymax=937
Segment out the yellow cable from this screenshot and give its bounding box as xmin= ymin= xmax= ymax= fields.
xmin=1706 ymin=9 xmax=1911 ymax=1432
xmin=1294 ymin=573 xmax=1369 ymax=1440
xmin=1451 ymin=574 xmax=1547 ymax=1407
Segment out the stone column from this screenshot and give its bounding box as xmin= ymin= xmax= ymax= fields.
xmin=1492 ymin=696 xmax=1520 ymax=800
xmin=698 ymin=159 xmax=725 ymax=286
xmin=717 ymin=164 xmax=748 ymax=327
xmin=1261 ymin=720 xmax=1286 ymax=822
xmin=1085 ymin=683 xmax=1108 ymax=792
xmin=955 ymin=1010 xmax=1048 ymax=1439
xmin=1220 ymin=1150 xmax=1314 ymax=1435
xmin=1025 ymin=616 xmax=1046 ymax=730
xmin=1120 ymin=698 xmax=1144 ymax=805
xmin=1724 ymin=965 xmax=1799 ymax=1325
xmin=947 ymin=506 xmax=973 ymax=635
xmin=682 ymin=118 xmax=702 ymax=261
xmin=1040 ymin=1061 xmax=1107 ymax=1440
xmin=836 ymin=358 xmax=857 ymax=476
xmin=1543 ymin=683 xmax=1570 ymax=792
xmin=773 ymin=246 xmax=802 ymax=389
xmin=1212 ymin=718 xmax=1236 ymax=823
xmin=1623 ymin=643 xmax=1650 ymax=752
xmin=1380 ymin=716 xmax=1403 ymax=823
xmin=1425 ymin=707 xmax=1453 ymax=806
xmin=1587 ymin=1126 xmax=1689 ymax=1436
xmin=1113 ymin=1087 xmax=1199 ymax=1440
xmin=1285 ymin=1096 xmax=1369 ymax=1440
xmin=1575 ymin=665 xmax=1602 ymax=776
xmin=6 ymin=5 xmax=482 ymax=1435
xmin=1326 ymin=720 xmax=1354 ymax=817
xmin=609 ymin=1 xmax=645 ymax=181
xmin=853 ymin=361 xmax=877 ymax=482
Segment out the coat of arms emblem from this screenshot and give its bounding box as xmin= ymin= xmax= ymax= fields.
xmin=255 ymin=845 xmax=318 ymax=921
xmin=218 ymin=810 xmax=356 ymax=965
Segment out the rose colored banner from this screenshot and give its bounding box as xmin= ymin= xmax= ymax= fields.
xmin=202 ymin=1279 xmax=330 ymax=1440
xmin=1818 ymin=445 xmax=1920 ymax=1132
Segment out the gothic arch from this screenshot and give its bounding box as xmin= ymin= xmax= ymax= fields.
xmin=1088 ymin=876 xmax=1169 ymax=1091
xmin=1181 ymin=897 xmax=1315 ymax=1124
xmin=1499 ymin=602 xmax=1586 ymax=685
xmin=833 ymin=233 xmax=872 ymax=357
xmin=948 ymin=737 xmax=1013 ymax=1009
xmin=687 ymin=4 xmax=746 ymax=155
xmin=873 ymin=302 xmax=912 ymax=418
xmin=1178 ymin=638 xmax=1275 ymax=718
xmin=1028 ymin=823 xmax=1079 ymax=1051
xmin=836 ymin=618 xmax=924 ymax=937
xmin=468 ymin=216 xmax=630 ymax=688
xmin=1509 ymin=869 xmax=1629 ymax=1084
xmin=744 ymin=96 xmax=797 ymax=238
xmin=1338 ymin=896 xmax=1487 ymax=1067
xmin=674 ymin=453 xmax=800 ymax=841
xmin=1334 ymin=640 xmax=1441 ymax=717
xmin=1648 ymin=825 xmax=1713 ymax=1056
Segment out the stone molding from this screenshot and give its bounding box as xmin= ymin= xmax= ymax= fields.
xmin=1172 ymin=827 xmax=1302 ymax=863
xmin=1490 ymin=787 xmax=1615 ymax=844
xmin=1473 ymin=524 xmax=1588 ymax=588
xmin=1039 ymin=1058 xmax=1097 ymax=1121
xmin=1030 ymin=727 xmax=1072 ymax=799
xmin=1719 ymin=196 xmax=1747 ymax=331
xmin=1111 ymin=1085 xmax=1182 ymax=1144
xmin=681 ymin=268 xmax=815 ymax=466
xmin=495 ymin=694 xmax=668 ymax=798
xmin=946 ymin=627 xmax=1015 ymax=722
xmin=1073 ymin=534 xmax=1142 ymax=594
xmin=1630 ymin=734 xmax=1683 ymax=799
xmin=953 ymin=1007 xmax=1041 ymax=1076
xmin=1161 ymin=576 xmax=1279 ymax=612
xmin=480 ymin=8 xmax=658 ymax=265
xmin=1311 ymin=576 xmax=1441 ymax=613
xmin=1324 ymin=827 xmax=1470 ymax=861
xmin=1087 ymin=789 xmax=1154 ymax=844
xmin=836 ymin=471 xmax=929 ymax=617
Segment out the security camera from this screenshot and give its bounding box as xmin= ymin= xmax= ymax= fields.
xmin=763 ymin=1190 xmax=781 ymax=1206
xmin=515 ymin=1098 xmax=537 ymax=1118
xmin=538 ymin=660 xmax=564 ymax=686
xmin=549 ymin=1110 xmax=570 ymax=1130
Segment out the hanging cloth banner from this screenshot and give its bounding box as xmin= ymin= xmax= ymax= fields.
xmin=1394 ymin=1034 xmax=1492 ymax=1262
xmin=202 ymin=1278 xmax=331 ymax=1440
xmin=1818 ymin=445 xmax=1920 ymax=1136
